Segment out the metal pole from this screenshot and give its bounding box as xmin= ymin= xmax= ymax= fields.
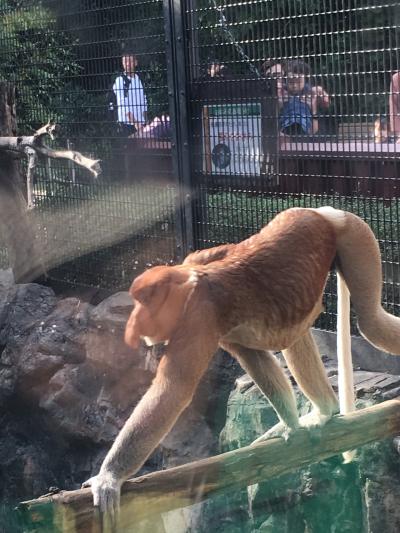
xmin=187 ymin=0 xmax=200 ymax=82
xmin=163 ymin=0 xmax=194 ymax=261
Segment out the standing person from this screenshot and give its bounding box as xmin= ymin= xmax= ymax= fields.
xmin=113 ymin=53 xmax=148 ymax=135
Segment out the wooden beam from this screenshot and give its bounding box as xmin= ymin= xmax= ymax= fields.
xmin=16 ymin=398 xmax=400 ymax=532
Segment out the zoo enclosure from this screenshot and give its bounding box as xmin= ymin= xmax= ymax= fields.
xmin=0 ymin=1 xmax=399 ymax=331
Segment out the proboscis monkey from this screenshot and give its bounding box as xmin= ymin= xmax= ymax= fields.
xmin=83 ymin=206 xmax=400 ymax=521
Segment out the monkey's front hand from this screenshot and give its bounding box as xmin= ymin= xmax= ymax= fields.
xmin=82 ymin=471 xmax=122 ymax=516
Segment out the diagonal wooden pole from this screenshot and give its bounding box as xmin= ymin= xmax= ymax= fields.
xmin=16 ymin=398 xmax=400 ymax=533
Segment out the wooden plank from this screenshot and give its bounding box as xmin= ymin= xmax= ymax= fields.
xmin=16 ymin=398 xmax=400 ymax=532
xmin=329 ymin=371 xmax=400 ymax=394
xmin=337 ymin=121 xmax=375 ymax=140
xmin=278 ymin=139 xmax=400 ymax=160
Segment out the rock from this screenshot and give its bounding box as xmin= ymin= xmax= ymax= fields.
xmin=356 ymin=395 xmax=400 ymax=532
xmin=0 ymin=344 xmax=16 ymax=402
xmin=0 ymin=280 xmax=239 ymax=522
xmin=35 ymin=298 xmax=90 ymax=362
xmin=199 ymin=364 xmax=400 ymax=533
xmin=0 ymin=268 xmax=14 ymax=290
xmin=0 ymin=283 xmax=56 ymax=346
xmin=0 ymin=283 xmax=58 ymax=402
xmin=28 ymin=292 xmax=155 ymax=441
xmin=38 ymin=359 xmax=155 ymax=443
xmin=1 ymin=297 xmax=91 ymax=403
xmin=89 ymin=291 xmax=133 ymax=329
xmin=0 ymin=407 xmax=97 ymax=501
xmin=161 ymin=405 xmax=216 ymax=467
xmin=39 ymin=364 xmax=122 ymax=442
xmin=85 ymin=292 xmax=143 ymax=378
xmin=195 ymin=349 xmax=242 ymax=436
xmin=364 ymin=475 xmax=400 ymax=532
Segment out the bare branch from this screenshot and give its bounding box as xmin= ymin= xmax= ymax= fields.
xmin=35 ymin=144 xmax=101 ymax=177
xmin=32 ymin=121 xmax=58 ymax=143
xmin=0 ymin=122 xmax=101 ymax=178
xmin=24 ymin=147 xmax=37 ymax=210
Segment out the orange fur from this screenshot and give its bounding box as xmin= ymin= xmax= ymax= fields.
xmin=85 ymin=207 xmax=400 ymax=515
xmin=129 ymin=208 xmax=336 ymax=351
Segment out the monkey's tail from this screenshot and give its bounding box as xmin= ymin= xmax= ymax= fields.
xmin=334 ymin=210 xmax=400 ymax=355
xmin=337 ymin=272 xmax=355 ymax=414
xmin=317 ymin=206 xmax=400 ymax=355
xmin=315 ymin=205 xmax=400 ymax=462
xmin=336 ymin=271 xmax=356 ymax=463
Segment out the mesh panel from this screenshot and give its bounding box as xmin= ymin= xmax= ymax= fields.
xmin=185 ymin=0 xmax=400 ymax=331
xmin=0 ymin=0 xmax=176 ymax=290
xmin=0 ymin=1 xmax=399 ymax=330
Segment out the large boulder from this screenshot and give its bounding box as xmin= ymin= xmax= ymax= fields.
xmin=0 ymin=282 xmax=57 ymax=347
xmin=0 ymin=282 xmax=57 ymax=402
xmin=0 ymin=277 xmax=239 ymax=526
xmin=199 ymin=361 xmax=400 ymax=533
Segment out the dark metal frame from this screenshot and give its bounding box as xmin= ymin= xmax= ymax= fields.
xmin=163 ymin=0 xmax=194 ymax=260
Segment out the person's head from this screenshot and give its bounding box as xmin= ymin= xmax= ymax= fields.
xmin=285 ymin=60 xmax=311 ymax=95
xmin=122 ymin=54 xmax=138 ymax=75
xmin=261 ymin=60 xmax=284 ymax=79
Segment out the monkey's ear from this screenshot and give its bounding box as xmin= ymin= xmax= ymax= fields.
xmin=132 ymin=282 xmax=160 ymax=307
xmin=130 ymin=266 xmax=191 ymax=308
xmin=130 ymin=267 xmax=169 ymax=307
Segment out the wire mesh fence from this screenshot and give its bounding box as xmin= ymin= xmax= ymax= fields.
xmin=0 ymin=0 xmax=177 ymax=289
xmin=185 ymin=0 xmax=400 ymax=331
xmin=0 ymin=1 xmax=399 ymax=331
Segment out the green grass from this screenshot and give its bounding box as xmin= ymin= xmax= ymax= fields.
xmin=205 ymin=192 xmax=400 ymax=261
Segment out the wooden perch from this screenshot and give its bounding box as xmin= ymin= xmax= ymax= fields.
xmin=16 ymin=398 xmax=400 ymax=533
xmin=0 ymin=121 xmax=101 ymax=208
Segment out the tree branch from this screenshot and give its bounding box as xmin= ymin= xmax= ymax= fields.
xmin=15 ymin=398 xmax=400 ymax=532
xmin=0 ymin=122 xmax=100 ymax=176
xmin=24 ymin=147 xmax=37 ymax=210
xmin=0 ymin=121 xmax=101 ymax=209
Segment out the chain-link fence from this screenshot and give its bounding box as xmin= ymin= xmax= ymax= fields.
xmin=0 ymin=1 xmax=399 ymax=330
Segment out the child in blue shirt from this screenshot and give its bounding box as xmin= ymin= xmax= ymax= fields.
xmin=279 ymin=60 xmax=330 ymax=136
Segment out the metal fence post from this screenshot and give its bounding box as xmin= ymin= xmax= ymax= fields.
xmin=163 ymin=0 xmax=194 ymax=262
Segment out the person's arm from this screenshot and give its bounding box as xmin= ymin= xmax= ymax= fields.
xmin=114 ymin=77 xmax=125 ymax=106
xmin=313 ymin=85 xmax=330 ymax=109
xmin=389 ymin=72 xmax=400 ymax=139
xmin=277 ymin=82 xmax=287 ymax=108
xmin=138 ymin=77 xmax=148 ymax=126
xmin=307 ymin=86 xmax=330 ymax=134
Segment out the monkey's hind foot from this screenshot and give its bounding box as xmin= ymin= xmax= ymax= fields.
xmin=251 ymin=422 xmax=295 ymax=446
xmin=298 ymin=410 xmax=333 ymax=444
xmin=298 ymin=410 xmax=332 ymax=430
